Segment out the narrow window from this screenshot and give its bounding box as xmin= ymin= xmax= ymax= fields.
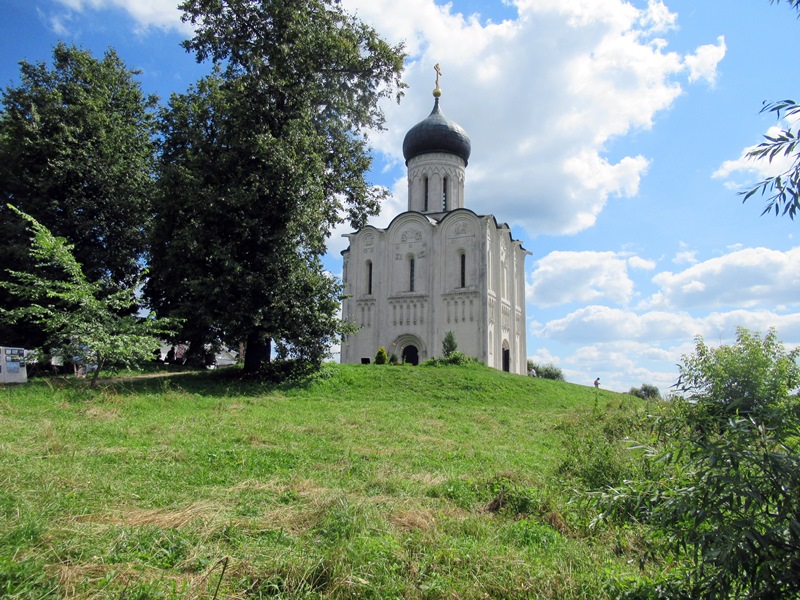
xmin=460 ymin=252 xmax=466 ymax=288
xmin=423 ymin=176 xmax=429 ymax=212
xmin=366 ymin=260 xmax=373 ymax=295
xmin=409 ymin=257 xmax=415 ymax=292
xmin=442 ymin=176 xmax=448 ymax=211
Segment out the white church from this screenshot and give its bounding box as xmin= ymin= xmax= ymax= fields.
xmin=340 ymin=71 xmax=530 ymax=374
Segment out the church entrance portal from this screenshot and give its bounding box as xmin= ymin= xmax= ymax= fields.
xmin=502 ymin=341 xmax=510 ymax=372
xmin=402 ymin=345 xmax=419 ymax=366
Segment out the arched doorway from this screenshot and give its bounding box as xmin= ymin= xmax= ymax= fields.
xmin=502 ymin=340 xmax=510 ymax=372
xmin=402 ymin=345 xmax=419 ymax=366
xmin=392 ymin=334 xmax=425 ymax=366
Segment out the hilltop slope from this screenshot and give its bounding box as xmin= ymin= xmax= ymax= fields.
xmin=1 ymin=362 xmax=649 ymax=598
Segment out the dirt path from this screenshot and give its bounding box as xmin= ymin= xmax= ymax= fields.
xmin=95 ymin=370 xmax=197 ymax=384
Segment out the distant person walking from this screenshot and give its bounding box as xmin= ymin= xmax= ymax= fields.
xmin=594 ymin=377 xmax=600 ymax=389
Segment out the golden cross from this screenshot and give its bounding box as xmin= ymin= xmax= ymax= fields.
xmin=434 ymin=63 xmax=442 ymax=89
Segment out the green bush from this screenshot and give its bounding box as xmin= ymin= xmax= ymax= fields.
xmin=529 ymin=362 xmax=565 ymax=381
xmin=442 ymin=331 xmax=458 ymax=357
xmin=422 ymin=351 xmax=476 ymax=367
xmin=628 ymin=383 xmax=660 ymax=399
xmin=374 ymin=347 xmax=388 ymax=365
xmin=590 ymin=327 xmax=800 ymax=598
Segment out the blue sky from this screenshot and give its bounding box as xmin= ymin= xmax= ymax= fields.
xmin=3 ymin=0 xmax=799 ymax=392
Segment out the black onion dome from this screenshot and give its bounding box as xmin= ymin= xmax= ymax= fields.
xmin=402 ymin=97 xmax=471 ymax=165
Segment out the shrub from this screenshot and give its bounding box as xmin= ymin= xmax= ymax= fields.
xmin=529 ymin=362 xmax=565 ymax=381
xmin=590 ymin=327 xmax=800 ymax=598
xmin=628 ymin=383 xmax=660 ymax=399
xmin=422 ymin=351 xmax=476 ymax=367
xmin=442 ymin=331 xmax=458 ymax=357
xmin=374 ymin=347 xmax=388 ymax=365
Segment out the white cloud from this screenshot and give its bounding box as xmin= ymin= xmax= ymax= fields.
xmin=529 ymin=250 xmax=638 ymax=307
xmin=50 ymin=0 xmax=720 ymax=244
xmin=684 ymin=35 xmax=726 ymax=86
xmin=52 ymin=0 xmax=189 ymax=33
xmin=530 ymin=243 xmax=800 ymax=391
xmin=699 ymin=310 xmax=800 ymax=343
xmin=628 ymin=256 xmax=656 ymax=270
xmin=638 ymin=0 xmax=677 ymax=34
xmin=714 ymin=138 xmax=796 ymax=187
xmin=38 ymin=8 xmax=73 ymax=36
xmin=527 ymin=347 xmax=562 ymax=366
xmin=536 ymin=304 xmax=800 ymax=347
xmin=342 ymin=0 xmax=710 ymax=239
xmin=568 ymin=339 xmax=683 ymax=392
xmin=531 ymin=304 xmax=800 ymax=391
xmin=673 ymin=250 xmax=697 ymax=265
xmin=649 ymin=246 xmax=800 ymax=309
xmin=536 ymin=305 xmax=695 ymax=343
xmin=713 ymin=116 xmax=799 ymax=188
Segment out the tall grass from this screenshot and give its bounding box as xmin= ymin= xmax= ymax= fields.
xmin=1 ymin=362 xmax=654 ymax=598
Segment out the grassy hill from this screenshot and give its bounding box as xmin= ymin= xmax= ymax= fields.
xmin=1 ymin=362 xmax=653 ymax=598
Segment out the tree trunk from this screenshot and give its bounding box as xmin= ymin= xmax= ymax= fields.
xmin=183 ymin=337 xmax=208 ymax=368
xmin=89 ymin=357 xmax=104 ymax=389
xmin=243 ymin=329 xmax=271 ymax=373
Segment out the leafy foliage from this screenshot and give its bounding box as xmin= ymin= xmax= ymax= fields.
xmin=0 ymin=43 xmax=157 ymax=347
xmin=589 ymin=328 xmax=800 ymax=598
xmin=676 ymin=327 xmax=800 ymax=417
xmin=770 ymin=0 xmax=800 ymax=15
xmin=529 ymin=362 xmax=565 ymax=381
xmin=1 ymin=206 xmax=176 ymax=387
xmin=442 ymin=330 xmax=458 ymax=357
xmin=374 ymin=346 xmax=388 ymax=365
xmin=742 ymin=99 xmax=800 ymax=218
xmin=739 ymin=0 xmax=800 ymax=219
xmin=147 ymin=1 xmax=405 ymax=374
xmin=422 ymin=351 xmax=477 ymax=367
xmin=628 ymin=383 xmax=661 ymax=399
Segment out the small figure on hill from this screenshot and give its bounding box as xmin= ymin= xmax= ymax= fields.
xmin=594 ymin=377 xmax=600 ymax=389
xmin=529 ymin=366 xmax=537 ymax=377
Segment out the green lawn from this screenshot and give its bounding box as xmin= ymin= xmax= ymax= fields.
xmin=1 ymin=362 xmax=652 ymax=598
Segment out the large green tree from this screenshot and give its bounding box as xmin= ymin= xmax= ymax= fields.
xmin=2 ymin=206 xmax=175 ymax=388
xmin=146 ymin=0 xmax=404 ymax=373
xmin=0 ymin=43 xmax=157 ymax=347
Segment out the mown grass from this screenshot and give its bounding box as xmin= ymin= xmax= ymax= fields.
xmin=0 ymin=362 xmax=656 ymax=598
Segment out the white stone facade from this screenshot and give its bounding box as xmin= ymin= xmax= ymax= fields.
xmin=340 ymin=94 xmax=529 ymax=373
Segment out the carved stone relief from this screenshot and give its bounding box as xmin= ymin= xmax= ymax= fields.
xmin=401 ymin=229 xmax=422 ymax=243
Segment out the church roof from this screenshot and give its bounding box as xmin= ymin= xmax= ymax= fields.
xmin=402 ymin=96 xmax=471 ymax=166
